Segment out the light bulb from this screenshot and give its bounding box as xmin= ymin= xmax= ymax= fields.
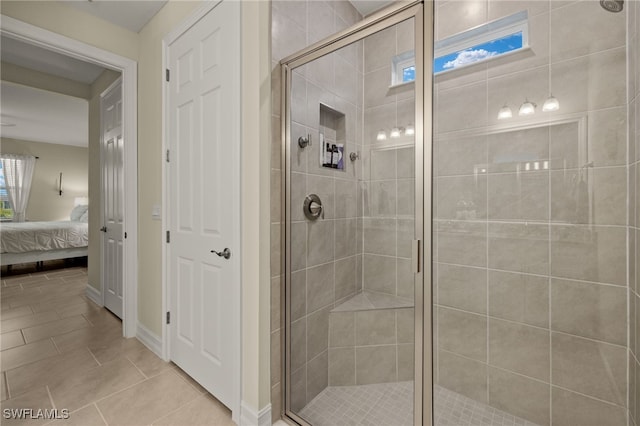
xmin=405 ymin=124 xmax=415 ymax=136
xmin=390 ymin=127 xmax=401 ymax=138
xmin=542 ymin=95 xmax=559 ymax=112
xmin=518 ymin=99 xmax=536 ymax=116
xmin=497 ymin=105 xmax=512 ymax=120
xmin=376 ymin=130 xmax=387 ymax=141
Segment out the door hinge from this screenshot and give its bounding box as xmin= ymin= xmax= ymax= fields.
xmin=166 ymin=311 xmax=170 ymax=324
xmin=166 ymin=149 xmax=170 ymax=163
xmin=166 ymin=230 xmax=170 ymax=243
xmin=165 ymin=69 xmax=170 ymax=82
xmin=124 ymin=232 xmax=127 ymax=239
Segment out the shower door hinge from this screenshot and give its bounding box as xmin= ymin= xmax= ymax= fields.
xmin=165 ymin=69 xmax=170 ymax=82
xmin=166 ymin=230 xmax=170 ymax=243
xmin=166 ymin=149 xmax=170 ymax=163
xmin=166 ymin=311 xmax=170 ymax=324
xmin=412 ymin=240 xmax=421 ymax=273
xmin=124 ymin=232 xmax=127 ymax=239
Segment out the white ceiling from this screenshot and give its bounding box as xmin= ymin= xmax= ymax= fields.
xmin=0 ymin=82 xmax=89 ymax=147
xmin=64 ymin=0 xmax=168 ymax=33
xmin=1 ymin=36 xmax=106 ymax=85
xmin=350 ymin=0 xmax=395 ymax=17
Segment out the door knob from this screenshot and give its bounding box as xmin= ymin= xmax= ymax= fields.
xmin=100 ymin=226 xmax=107 ymax=232
xmin=211 ymin=248 xmax=231 ymax=259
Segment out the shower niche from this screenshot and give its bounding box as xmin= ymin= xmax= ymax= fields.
xmin=319 ymin=103 xmax=346 ymax=170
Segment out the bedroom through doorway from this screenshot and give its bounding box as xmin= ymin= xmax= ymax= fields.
xmin=0 ymin=28 xmax=127 ymax=323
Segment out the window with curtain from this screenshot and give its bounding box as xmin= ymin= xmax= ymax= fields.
xmin=0 ymin=154 xmax=36 ymax=222
xmin=0 ymin=163 xmax=13 ymax=220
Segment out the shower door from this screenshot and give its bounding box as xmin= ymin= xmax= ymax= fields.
xmin=280 ymin=2 xmax=431 ymax=425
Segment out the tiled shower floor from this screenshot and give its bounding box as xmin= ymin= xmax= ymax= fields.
xmin=299 ymin=382 xmax=540 ymax=426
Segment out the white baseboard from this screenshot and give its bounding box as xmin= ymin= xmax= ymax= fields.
xmin=136 ymin=322 xmax=162 ymax=357
xmin=85 ymin=285 xmax=102 ymax=306
xmin=240 ymin=401 xmax=271 ymax=426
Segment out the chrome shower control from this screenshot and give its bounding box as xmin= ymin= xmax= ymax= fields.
xmin=303 ymin=194 xmax=324 ymax=221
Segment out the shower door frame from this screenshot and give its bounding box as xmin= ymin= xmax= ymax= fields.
xmin=280 ymin=2 xmax=434 ymax=425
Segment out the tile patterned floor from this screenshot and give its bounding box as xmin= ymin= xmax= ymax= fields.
xmin=299 ymin=382 xmax=540 ymax=426
xmin=0 ymin=264 xmax=234 ymax=426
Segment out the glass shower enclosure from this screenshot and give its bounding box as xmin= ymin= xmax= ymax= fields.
xmin=280 ymin=3 xmax=429 ymax=425
xmin=277 ymin=0 xmax=634 ymax=425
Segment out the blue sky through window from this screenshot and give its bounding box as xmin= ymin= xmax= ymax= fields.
xmin=403 ymin=66 xmax=415 ymax=83
xmin=434 ymin=32 xmax=523 ymax=73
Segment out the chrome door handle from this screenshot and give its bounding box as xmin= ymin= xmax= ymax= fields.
xmin=211 ymin=248 xmax=231 ymax=259
xmin=100 ymin=226 xmax=107 ymax=232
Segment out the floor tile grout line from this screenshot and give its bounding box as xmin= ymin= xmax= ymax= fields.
xmin=87 ymin=346 xmax=102 ymax=367
xmin=46 ymin=385 xmax=56 ymax=410
xmin=95 ymin=402 xmax=109 ymax=426
xmin=125 ymin=355 xmax=150 ymax=380
xmin=148 ymin=392 xmax=207 ymax=426
xmin=172 ymin=367 xmax=207 ymax=395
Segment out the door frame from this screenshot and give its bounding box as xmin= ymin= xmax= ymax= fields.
xmin=161 ymin=0 xmax=241 ymax=422
xmin=0 ymin=15 xmax=139 ymax=338
xmin=279 ymin=1 xmax=432 ymax=424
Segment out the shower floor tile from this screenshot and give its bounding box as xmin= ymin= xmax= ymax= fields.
xmin=299 ymin=382 xmax=540 ymax=426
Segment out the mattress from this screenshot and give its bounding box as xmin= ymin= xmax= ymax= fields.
xmin=0 ymin=221 xmax=89 ymax=254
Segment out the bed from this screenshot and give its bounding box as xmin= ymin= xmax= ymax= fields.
xmin=0 ymin=205 xmax=89 ymax=267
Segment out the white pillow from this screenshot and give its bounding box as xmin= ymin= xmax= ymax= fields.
xmin=79 ymin=210 xmax=89 ymax=223
xmin=70 ymin=205 xmax=88 ymax=221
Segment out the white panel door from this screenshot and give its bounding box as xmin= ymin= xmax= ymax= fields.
xmin=167 ymin=0 xmax=240 ymax=410
xmin=101 ymin=78 xmax=124 ymax=319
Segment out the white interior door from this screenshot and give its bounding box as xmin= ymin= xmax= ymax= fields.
xmin=167 ymin=0 xmax=240 ymax=411
xmin=101 ymin=78 xmax=124 ymax=319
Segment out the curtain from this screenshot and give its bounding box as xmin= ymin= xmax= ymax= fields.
xmin=0 ymin=154 xmax=36 ymax=222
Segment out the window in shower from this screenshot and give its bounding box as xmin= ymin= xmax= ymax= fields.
xmin=434 ymin=10 xmax=529 ymax=73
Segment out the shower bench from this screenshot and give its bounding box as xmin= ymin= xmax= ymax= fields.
xmin=328 ymin=290 xmax=415 ymax=387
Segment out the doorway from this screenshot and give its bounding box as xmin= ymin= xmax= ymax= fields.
xmin=0 ymin=15 xmax=139 ymax=338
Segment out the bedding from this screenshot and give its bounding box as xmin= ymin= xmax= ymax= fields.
xmin=1 ymin=221 xmax=89 ymax=254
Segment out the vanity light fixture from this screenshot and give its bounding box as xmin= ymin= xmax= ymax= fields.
xmin=518 ymin=99 xmax=536 ymax=116
xmin=542 ymin=94 xmax=560 ymax=112
xmin=376 ymin=130 xmax=387 ymax=141
xmin=497 ymin=104 xmax=513 ymax=120
xmin=390 ymin=127 xmax=402 ymax=138
xmin=405 ymin=124 xmax=415 ymax=136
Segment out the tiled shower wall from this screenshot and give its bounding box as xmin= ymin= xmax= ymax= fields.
xmin=629 ymin=1 xmax=640 ymax=424
xmin=434 ymin=1 xmax=628 ymax=425
xmin=270 ymin=1 xmax=363 ymax=419
xmin=361 ymin=20 xmax=416 ymax=301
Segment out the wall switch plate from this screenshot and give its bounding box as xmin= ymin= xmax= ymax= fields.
xmin=152 ymin=204 xmax=161 ymax=220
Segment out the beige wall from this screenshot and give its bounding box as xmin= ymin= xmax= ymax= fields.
xmin=241 ymin=0 xmax=272 ymax=412
xmin=0 ymin=1 xmax=138 ymax=60
xmin=87 ymin=70 xmax=122 ymax=290
xmin=0 ymin=138 xmax=88 ymax=221
xmin=1 ymin=62 xmax=91 ymax=99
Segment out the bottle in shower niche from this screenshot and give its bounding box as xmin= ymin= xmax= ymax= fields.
xmin=336 ymin=143 xmax=344 ymax=170
xmin=324 ymin=142 xmax=332 ymax=167
xmin=331 ymin=144 xmax=339 ymax=168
